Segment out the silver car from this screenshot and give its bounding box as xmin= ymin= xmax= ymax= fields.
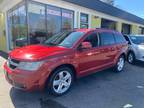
xmin=124 ymin=35 xmax=144 ymax=64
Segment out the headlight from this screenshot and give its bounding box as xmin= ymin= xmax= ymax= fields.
xmin=138 ymin=45 xmax=144 ymax=50
xmin=18 ymin=61 xmax=44 ymax=71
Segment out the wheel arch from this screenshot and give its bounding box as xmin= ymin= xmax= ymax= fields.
xmin=47 ymin=64 xmax=77 ymax=82
xmin=120 ymin=53 xmax=126 ymax=60
xmin=127 ymin=50 xmax=136 ymax=58
xmin=128 ymin=50 xmax=135 ymax=55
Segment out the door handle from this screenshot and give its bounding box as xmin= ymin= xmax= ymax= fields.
xmin=100 ymin=49 xmax=105 ymax=52
xmin=87 ymin=52 xmax=93 ymax=56
xmin=93 ymin=51 xmax=100 ymax=54
xmin=111 ymin=48 xmax=115 ymax=51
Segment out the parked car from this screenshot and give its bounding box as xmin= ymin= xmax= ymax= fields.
xmin=124 ymin=35 xmax=144 ymax=64
xmin=4 ymin=29 xmax=128 ymax=96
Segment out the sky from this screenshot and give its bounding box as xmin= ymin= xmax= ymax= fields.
xmin=115 ymin=0 xmax=144 ymax=18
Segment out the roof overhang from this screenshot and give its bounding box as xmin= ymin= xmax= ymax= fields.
xmin=0 ymin=0 xmax=3 ymax=11
xmin=63 ymin=0 xmax=144 ymax=25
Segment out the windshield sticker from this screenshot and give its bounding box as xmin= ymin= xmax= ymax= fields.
xmin=131 ymin=37 xmax=137 ymax=40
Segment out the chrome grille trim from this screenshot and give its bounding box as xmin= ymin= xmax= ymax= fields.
xmin=8 ymin=57 xmax=20 ymax=70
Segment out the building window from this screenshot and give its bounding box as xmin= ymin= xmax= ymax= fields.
xmin=122 ymin=23 xmax=131 ymax=34
xmin=80 ymin=13 xmax=89 ymax=28
xmin=7 ymin=2 xmax=27 ymax=49
xmin=28 ymin=2 xmax=46 ymax=44
xmin=138 ymin=27 xmax=144 ymax=34
xmin=101 ymin=18 xmax=116 ymax=30
xmin=7 ymin=1 xmax=74 ymax=49
xmin=62 ymin=9 xmax=74 ymax=31
xmin=47 ymin=5 xmax=61 ymax=37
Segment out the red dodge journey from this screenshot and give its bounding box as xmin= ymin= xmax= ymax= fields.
xmin=4 ymin=29 xmax=128 ymax=96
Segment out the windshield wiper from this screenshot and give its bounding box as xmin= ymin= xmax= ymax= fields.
xmin=45 ymin=42 xmax=57 ymax=46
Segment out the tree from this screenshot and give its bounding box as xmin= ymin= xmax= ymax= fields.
xmin=100 ymin=0 xmax=115 ymax=5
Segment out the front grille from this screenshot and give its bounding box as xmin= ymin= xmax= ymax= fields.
xmin=8 ymin=57 xmax=20 ymax=70
xmin=11 ymin=59 xmax=20 ymax=64
xmin=9 ymin=64 xmax=17 ymax=69
xmin=14 ymin=82 xmax=25 ymax=89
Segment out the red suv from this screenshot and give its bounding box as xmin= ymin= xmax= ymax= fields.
xmin=4 ymin=29 xmax=128 ymax=95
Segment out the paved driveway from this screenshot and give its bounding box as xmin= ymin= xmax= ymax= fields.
xmin=0 ymin=55 xmax=144 ymax=108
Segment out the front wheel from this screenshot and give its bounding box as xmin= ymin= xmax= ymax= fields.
xmin=114 ymin=55 xmax=125 ymax=72
xmin=47 ymin=67 xmax=74 ymax=96
xmin=128 ymin=52 xmax=135 ymax=64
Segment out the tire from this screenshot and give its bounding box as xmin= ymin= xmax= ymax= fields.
xmin=47 ymin=67 xmax=74 ymax=96
xmin=127 ymin=52 xmax=135 ymax=64
xmin=114 ymin=55 xmax=125 ymax=72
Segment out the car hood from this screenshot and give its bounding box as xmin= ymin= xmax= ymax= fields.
xmin=139 ymin=44 xmax=144 ymax=47
xmin=9 ymin=45 xmax=70 ymax=61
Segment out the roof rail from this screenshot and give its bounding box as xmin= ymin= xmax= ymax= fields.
xmin=95 ymin=28 xmax=119 ymax=32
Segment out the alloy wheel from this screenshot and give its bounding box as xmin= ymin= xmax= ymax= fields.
xmin=117 ymin=57 xmax=125 ymax=71
xmin=128 ymin=53 xmax=134 ymax=63
xmin=52 ymin=71 xmax=72 ymax=94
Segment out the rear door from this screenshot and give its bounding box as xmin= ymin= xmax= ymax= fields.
xmin=98 ymin=32 xmax=117 ymax=66
xmin=114 ymin=33 xmax=128 ymax=58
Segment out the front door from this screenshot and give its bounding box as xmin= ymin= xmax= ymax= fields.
xmin=77 ymin=32 xmax=103 ymax=75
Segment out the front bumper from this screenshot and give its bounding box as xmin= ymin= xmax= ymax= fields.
xmin=135 ymin=50 xmax=144 ymax=62
xmin=136 ymin=56 xmax=144 ymax=62
xmin=3 ymin=62 xmax=50 ymax=91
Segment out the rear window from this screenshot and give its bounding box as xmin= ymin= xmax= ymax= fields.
xmin=114 ymin=33 xmax=126 ymax=44
xmin=99 ymin=32 xmax=115 ymax=46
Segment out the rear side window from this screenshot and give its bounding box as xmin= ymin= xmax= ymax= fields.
xmin=99 ymin=32 xmax=115 ymax=46
xmin=114 ymin=33 xmax=126 ymax=44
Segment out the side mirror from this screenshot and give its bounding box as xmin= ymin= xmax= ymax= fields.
xmin=126 ymin=41 xmax=131 ymax=45
xmin=80 ymin=42 xmax=92 ymax=49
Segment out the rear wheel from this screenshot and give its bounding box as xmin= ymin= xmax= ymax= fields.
xmin=128 ymin=52 xmax=135 ymax=64
xmin=47 ymin=67 xmax=74 ymax=96
xmin=114 ymin=55 xmax=125 ymax=72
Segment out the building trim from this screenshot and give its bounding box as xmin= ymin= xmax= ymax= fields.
xmin=63 ymin=0 xmax=144 ymax=25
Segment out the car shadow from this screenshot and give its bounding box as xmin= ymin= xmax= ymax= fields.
xmin=10 ymin=87 xmax=67 ymax=108
xmin=133 ymin=61 xmax=144 ymax=68
xmin=9 ymin=69 xmax=118 ymax=108
xmin=0 ymin=50 xmax=8 ymax=59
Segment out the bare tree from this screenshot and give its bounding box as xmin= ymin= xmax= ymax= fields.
xmin=100 ymin=0 xmax=115 ymax=5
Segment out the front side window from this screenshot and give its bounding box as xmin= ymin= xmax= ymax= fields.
xmin=80 ymin=13 xmax=89 ymax=29
xmin=99 ymin=32 xmax=115 ymax=46
xmin=84 ymin=33 xmax=99 ymax=47
xmin=130 ymin=36 xmax=144 ymax=45
xmin=44 ymin=31 xmax=84 ymax=48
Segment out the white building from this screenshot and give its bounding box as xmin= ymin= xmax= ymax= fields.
xmin=0 ymin=0 xmax=144 ymax=52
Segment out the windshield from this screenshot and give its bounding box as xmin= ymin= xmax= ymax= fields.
xmin=44 ymin=31 xmax=84 ymax=48
xmin=130 ymin=36 xmax=144 ymax=45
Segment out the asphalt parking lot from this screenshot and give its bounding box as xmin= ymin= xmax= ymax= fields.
xmin=0 ymin=54 xmax=144 ymax=108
